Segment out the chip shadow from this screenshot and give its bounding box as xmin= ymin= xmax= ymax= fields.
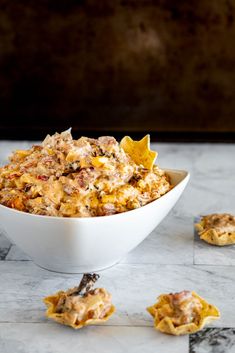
xmin=0 ymin=247 xmax=10 ymax=260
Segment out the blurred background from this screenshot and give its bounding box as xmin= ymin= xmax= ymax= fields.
xmin=1 ymin=0 xmax=235 ymax=141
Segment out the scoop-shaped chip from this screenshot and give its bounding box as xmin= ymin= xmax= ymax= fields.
xmin=147 ymin=291 xmax=220 ymax=335
xmin=44 ymin=274 xmax=115 ymax=329
xmin=120 ymin=135 xmax=157 ymax=169
xmin=44 ymin=289 xmax=115 ymax=329
xmin=195 ymin=214 xmax=235 ymax=246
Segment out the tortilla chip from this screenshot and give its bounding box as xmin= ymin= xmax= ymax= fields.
xmin=195 ymin=217 xmax=235 ymax=246
xmin=120 ymin=135 xmax=157 ymax=169
xmin=44 ymin=290 xmax=115 ymax=329
xmin=147 ymin=291 xmax=220 ymax=336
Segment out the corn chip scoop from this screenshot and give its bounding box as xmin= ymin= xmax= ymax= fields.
xmin=44 ymin=273 xmax=115 ymax=329
xmin=195 ymin=213 xmax=235 ymax=246
xmin=147 ymin=291 xmax=220 ymax=336
xmin=120 ymin=135 xmax=158 ymax=170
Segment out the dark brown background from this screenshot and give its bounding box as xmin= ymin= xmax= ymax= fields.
xmin=1 ymin=0 xmax=235 ymax=141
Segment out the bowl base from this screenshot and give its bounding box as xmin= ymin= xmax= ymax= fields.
xmin=33 ymin=259 xmax=122 ymax=274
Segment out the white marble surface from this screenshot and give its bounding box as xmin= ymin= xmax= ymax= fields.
xmin=0 ymin=324 xmax=189 ymax=353
xmin=0 ymin=141 xmax=235 ymax=353
xmin=0 ymin=261 xmax=235 ymax=327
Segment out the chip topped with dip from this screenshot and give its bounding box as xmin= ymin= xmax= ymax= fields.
xmin=147 ymin=290 xmax=220 ymax=335
xmin=195 ymin=213 xmax=235 ymax=246
xmin=44 ymin=273 xmax=115 ymax=329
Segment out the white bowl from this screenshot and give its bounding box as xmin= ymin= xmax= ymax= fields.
xmin=0 ymin=169 xmax=189 ymax=273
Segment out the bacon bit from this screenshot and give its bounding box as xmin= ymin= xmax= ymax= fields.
xmin=32 ymin=145 xmax=43 ymax=151
xmin=101 ymin=203 xmax=116 ymax=216
xmin=23 ymin=161 xmax=37 ymax=169
xmin=75 ymin=169 xmax=95 ymax=188
xmin=42 ymin=157 xmax=54 ymax=164
xmin=37 ymin=175 xmax=49 ymax=181
xmin=7 ymin=173 xmax=21 ymax=180
xmin=98 ymin=136 xmax=117 ymax=145
xmin=169 ymin=291 xmax=192 ymax=307
xmin=8 ymin=197 xmax=25 ymax=211
xmin=76 ymin=174 xmax=86 ymax=188
xmin=87 ymin=310 xmax=95 ymax=319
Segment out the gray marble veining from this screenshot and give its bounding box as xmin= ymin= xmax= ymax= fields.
xmin=190 ymin=328 xmax=235 ymax=353
xmin=5 ymin=244 xmax=30 ymax=261
xmin=0 ymin=232 xmax=11 ymax=260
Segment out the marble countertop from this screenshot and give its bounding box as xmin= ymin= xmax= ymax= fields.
xmin=0 ymin=141 xmax=235 ymax=353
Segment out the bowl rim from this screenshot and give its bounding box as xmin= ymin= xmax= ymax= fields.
xmin=0 ymin=168 xmax=189 ymax=222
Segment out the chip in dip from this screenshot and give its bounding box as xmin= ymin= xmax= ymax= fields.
xmin=147 ymin=290 xmax=220 ymax=335
xmin=44 ymin=273 xmax=115 ymax=329
xmin=0 ymin=129 xmax=171 ymax=217
xmin=195 ymin=213 xmax=235 ymax=246
xmin=120 ymin=134 xmax=157 ymax=169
